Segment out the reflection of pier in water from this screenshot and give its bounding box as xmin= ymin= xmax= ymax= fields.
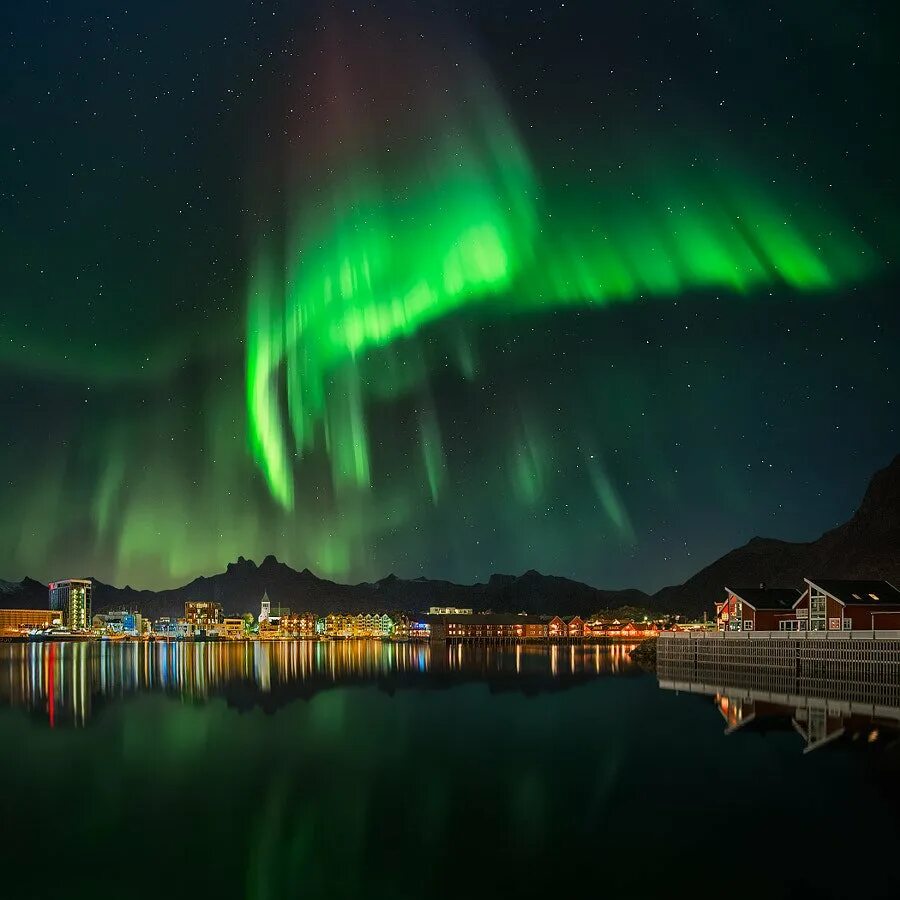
xmin=0 ymin=640 xmax=640 ymax=727
xmin=658 ymin=658 xmax=900 ymax=754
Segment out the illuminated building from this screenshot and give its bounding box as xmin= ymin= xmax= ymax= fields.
xmin=715 ymin=579 xmax=900 ymax=632
xmin=351 ymin=613 xmax=393 ymax=637
xmin=49 ymin=578 xmax=92 ymax=629
xmin=0 ymin=608 xmax=61 ymax=634
xmin=321 ymin=614 xmax=348 ymax=637
xmin=258 ymin=617 xmax=280 ymax=639
xmin=390 ymin=613 xmax=410 ymax=639
xmin=259 ymin=592 xmax=271 ymax=623
xmin=320 ymin=613 xmax=394 ymax=638
xmin=429 ymin=614 xmax=548 ymax=641
xmin=717 ymin=587 xmax=802 ymax=632
xmin=97 ymin=610 xmax=144 ymax=635
xmin=428 ymin=606 xmax=473 ymax=615
xmin=547 ymin=616 xmax=566 ymax=639
xmin=153 ymin=617 xmax=194 ymax=638
xmin=209 ymin=617 xmax=245 ymax=639
xmin=794 ymin=579 xmax=900 ymax=631
xmin=279 ymin=612 xmax=317 ymax=637
xmin=185 ymin=601 xmax=222 ymax=628
xmin=617 ymin=621 xmax=659 ymax=637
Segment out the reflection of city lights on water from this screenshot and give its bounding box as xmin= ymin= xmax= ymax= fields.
xmin=0 ymin=641 xmax=645 ymax=726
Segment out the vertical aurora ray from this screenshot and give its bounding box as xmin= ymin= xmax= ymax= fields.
xmin=419 ymin=408 xmax=445 ymax=505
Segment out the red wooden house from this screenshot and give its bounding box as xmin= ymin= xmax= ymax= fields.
xmin=718 ymin=587 xmax=801 ymax=631
xmin=793 ymin=579 xmax=900 ymax=631
xmin=547 ymin=616 xmax=565 ymax=639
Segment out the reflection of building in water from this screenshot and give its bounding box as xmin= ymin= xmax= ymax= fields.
xmin=0 ymin=640 xmax=642 ymax=727
xmin=49 ymin=579 xmax=92 ymax=629
xmin=658 ymin=658 xmax=900 ymax=754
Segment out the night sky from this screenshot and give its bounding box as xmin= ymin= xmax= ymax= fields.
xmin=2 ymin=1 xmax=898 ymax=591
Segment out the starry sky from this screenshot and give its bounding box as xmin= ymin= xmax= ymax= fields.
xmin=2 ymin=0 xmax=898 ymax=591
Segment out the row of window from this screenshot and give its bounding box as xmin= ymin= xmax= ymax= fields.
xmin=776 ymin=619 xmax=853 ymax=631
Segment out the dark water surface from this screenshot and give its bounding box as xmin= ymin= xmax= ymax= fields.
xmin=1 ymin=641 xmax=898 ymax=899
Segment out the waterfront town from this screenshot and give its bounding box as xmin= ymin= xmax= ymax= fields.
xmin=0 ymin=578 xmax=676 ymax=643
xmin=1 ymin=575 xmax=899 ymax=644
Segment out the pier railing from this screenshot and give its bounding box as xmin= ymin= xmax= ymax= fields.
xmin=657 ymin=630 xmax=900 ymax=701
xmin=659 ymin=630 xmax=900 ymax=641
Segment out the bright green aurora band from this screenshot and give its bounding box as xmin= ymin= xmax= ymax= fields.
xmin=245 ymin=62 xmax=875 ymax=512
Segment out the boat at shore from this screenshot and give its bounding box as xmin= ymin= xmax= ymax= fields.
xmin=28 ymin=629 xmax=99 ymax=642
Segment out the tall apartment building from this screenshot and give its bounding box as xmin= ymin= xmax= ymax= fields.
xmin=49 ymin=579 xmax=92 ymax=629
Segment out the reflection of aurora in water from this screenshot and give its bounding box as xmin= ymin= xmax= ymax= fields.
xmin=245 ymin=12 xmax=877 ymax=510
xmin=3 ymin=640 xmax=900 ymax=900
xmin=0 ymin=641 xmax=639 ymax=727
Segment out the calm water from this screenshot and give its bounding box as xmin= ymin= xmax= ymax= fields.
xmin=1 ymin=640 xmax=899 ymax=899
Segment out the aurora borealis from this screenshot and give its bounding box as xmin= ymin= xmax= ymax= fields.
xmin=2 ymin=0 xmax=898 ymax=590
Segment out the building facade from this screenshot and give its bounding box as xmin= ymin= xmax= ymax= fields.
xmin=49 ymin=579 xmax=92 ymax=629
xmin=95 ymin=610 xmax=144 ymax=635
xmin=429 ymin=614 xmax=548 ymax=641
xmin=209 ymin=617 xmax=245 ymax=639
xmin=0 ymin=608 xmax=61 ymax=633
xmin=717 ymin=587 xmax=802 ymax=631
xmin=547 ymin=616 xmax=588 ymax=639
xmin=319 ymin=613 xmax=394 ymax=638
xmin=794 ymin=579 xmax=900 ymax=631
xmin=153 ymin=617 xmax=194 ymax=638
xmin=184 ymin=601 xmax=222 ymax=628
xmin=712 ymin=579 xmax=900 ymax=632
xmin=279 ymin=612 xmax=317 ymax=637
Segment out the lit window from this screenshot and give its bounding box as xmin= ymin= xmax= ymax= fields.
xmin=869 ymin=593 xmax=880 ymax=601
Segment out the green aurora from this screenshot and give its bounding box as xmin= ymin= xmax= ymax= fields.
xmin=2 ymin=1 xmax=896 ymax=591
xmin=245 ymin=41 xmax=876 ymax=513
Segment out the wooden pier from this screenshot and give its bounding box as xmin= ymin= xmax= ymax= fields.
xmin=658 ymin=630 xmax=900 ymax=705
